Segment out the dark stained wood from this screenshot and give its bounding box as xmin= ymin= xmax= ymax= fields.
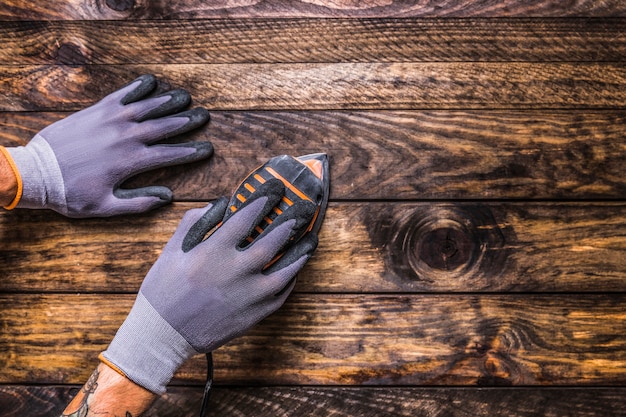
xmin=1 ymin=2 xmax=625 ymax=414
xmin=1 ymin=0 xmax=625 ymax=20
xmin=2 ymin=294 xmax=626 ymax=386
xmin=1 ymin=19 xmax=625 ymax=64
xmin=1 ymin=63 xmax=626 ymax=112
xmin=2 ymin=110 xmax=625 ymax=200
xmin=0 ymin=386 xmax=76 ymax=417
xmin=2 ymin=385 xmax=626 ymax=417
xmin=0 ymin=202 xmax=624 ymax=293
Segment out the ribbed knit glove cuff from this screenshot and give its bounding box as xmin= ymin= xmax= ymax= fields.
xmin=6 ymin=135 xmax=67 ymax=213
xmin=99 ymin=291 xmax=198 ymax=395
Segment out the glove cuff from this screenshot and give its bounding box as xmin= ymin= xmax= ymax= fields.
xmin=6 ymin=135 xmax=67 ymax=213
xmin=100 ymin=291 xmax=198 ymax=395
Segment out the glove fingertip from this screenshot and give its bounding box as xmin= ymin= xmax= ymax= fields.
xmin=154 ymin=188 xmax=173 ymax=202
xmin=181 ymin=196 xmax=229 ymax=252
xmin=187 ymin=107 xmax=210 ymax=126
xmin=112 ymin=186 xmax=173 ymax=215
xmin=174 ymin=107 xmax=210 ymax=131
xmin=297 ymin=233 xmax=319 ymax=258
xmin=264 ymin=233 xmax=318 ymax=276
xmin=115 ymin=186 xmax=172 ymax=201
xmin=133 ymin=195 xmax=171 ymax=216
xmin=146 ymin=108 xmax=210 ymax=141
xmin=165 ymin=89 xmax=192 ymax=110
xmin=260 ymin=199 xmax=317 ymax=247
xmin=136 ymin=89 xmax=194 ymax=122
xmin=121 ymin=74 xmax=158 ymax=105
xmin=188 ymin=140 xmax=214 ymax=160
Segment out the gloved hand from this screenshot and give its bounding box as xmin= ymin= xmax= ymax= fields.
xmin=2 ymin=74 xmax=211 ymax=217
xmin=100 ymin=179 xmax=318 ymax=394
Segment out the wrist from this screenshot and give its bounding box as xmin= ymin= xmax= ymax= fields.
xmin=0 ymin=146 xmax=20 ymax=208
xmin=63 ymin=362 xmax=156 ymax=416
xmin=100 ymin=291 xmax=197 ymax=395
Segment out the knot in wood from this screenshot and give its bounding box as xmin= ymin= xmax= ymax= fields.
xmin=478 ymin=351 xmax=530 ymax=386
xmin=418 ymin=226 xmax=472 ymax=271
xmin=406 ymin=209 xmax=481 ymax=279
xmin=105 ymin=0 xmax=135 ymax=12
xmin=55 ymin=43 xmax=88 ymax=65
xmin=399 ymin=205 xmax=508 ymax=286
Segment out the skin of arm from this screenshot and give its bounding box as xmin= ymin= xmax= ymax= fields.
xmin=62 ymin=362 xmax=157 ymax=417
xmin=0 ymin=147 xmax=18 ymax=207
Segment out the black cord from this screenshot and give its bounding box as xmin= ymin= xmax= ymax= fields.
xmin=199 ymin=352 xmax=214 ymax=417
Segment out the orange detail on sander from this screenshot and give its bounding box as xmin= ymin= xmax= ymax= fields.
xmin=226 ymin=153 xmax=330 ymax=245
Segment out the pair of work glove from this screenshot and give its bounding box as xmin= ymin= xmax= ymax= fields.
xmin=1 ymin=75 xmax=318 ymax=395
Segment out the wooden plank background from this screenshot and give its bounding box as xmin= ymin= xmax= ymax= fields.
xmin=0 ymin=1 xmax=625 ymax=416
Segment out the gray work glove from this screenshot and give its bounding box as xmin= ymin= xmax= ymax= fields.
xmin=5 ymin=74 xmax=211 ymax=217
xmin=100 ymin=179 xmax=318 ymax=394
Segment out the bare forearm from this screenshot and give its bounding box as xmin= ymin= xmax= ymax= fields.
xmin=62 ymin=362 xmax=157 ymax=417
xmin=0 ymin=147 xmax=18 ymax=207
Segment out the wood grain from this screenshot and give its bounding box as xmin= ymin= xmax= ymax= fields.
xmin=1 ymin=19 xmax=624 ymax=64
xmin=1 ymin=110 xmax=625 ymax=200
xmin=1 ymin=0 xmax=625 ymax=20
xmin=2 ymin=386 xmax=626 ymax=417
xmin=0 ymin=2 xmax=624 ymax=411
xmin=2 ymin=294 xmax=626 ymax=386
xmin=0 ymin=202 xmax=624 ymax=294
xmin=1 ymin=63 xmax=626 ymax=112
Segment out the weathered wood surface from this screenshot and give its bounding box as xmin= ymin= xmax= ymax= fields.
xmin=1 ymin=19 xmax=625 ymax=64
xmin=2 ymin=63 xmax=626 ymax=112
xmin=2 ymin=386 xmax=626 ymax=417
xmin=1 ymin=0 xmax=625 ymax=20
xmin=0 ymin=202 xmax=624 ymax=293
xmin=1 ymin=1 xmax=625 ymax=416
xmin=2 ymin=110 xmax=625 ymax=200
xmin=2 ymin=294 xmax=626 ymax=386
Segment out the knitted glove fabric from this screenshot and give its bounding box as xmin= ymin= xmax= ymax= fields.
xmin=5 ymin=74 xmax=211 ymax=217
xmin=100 ymin=180 xmax=318 ymax=394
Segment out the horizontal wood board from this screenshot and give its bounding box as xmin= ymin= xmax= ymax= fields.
xmin=2 ymin=386 xmax=626 ymax=417
xmin=2 ymin=63 xmax=626 ymax=111
xmin=1 ymin=0 xmax=626 ymax=19
xmin=1 ymin=110 xmax=625 ymax=200
xmin=0 ymin=202 xmax=624 ymax=293
xmin=2 ymin=293 xmax=626 ymax=386
xmin=0 ymin=19 xmax=624 ymax=64
xmin=0 ymin=3 xmax=625 ymax=416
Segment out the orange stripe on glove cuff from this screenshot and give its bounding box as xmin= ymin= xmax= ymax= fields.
xmin=0 ymin=146 xmax=23 ymax=210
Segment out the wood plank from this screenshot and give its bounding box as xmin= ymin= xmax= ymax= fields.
xmin=1 ymin=63 xmax=626 ymax=112
xmin=3 ymin=110 xmax=625 ymax=200
xmin=0 ymin=202 xmax=624 ymax=294
xmin=2 ymin=294 xmax=626 ymax=386
xmin=1 ymin=0 xmax=625 ymax=20
xmin=2 ymin=386 xmax=626 ymax=417
xmin=2 ymin=19 xmax=625 ymax=64
xmin=0 ymin=386 xmax=76 ymax=417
